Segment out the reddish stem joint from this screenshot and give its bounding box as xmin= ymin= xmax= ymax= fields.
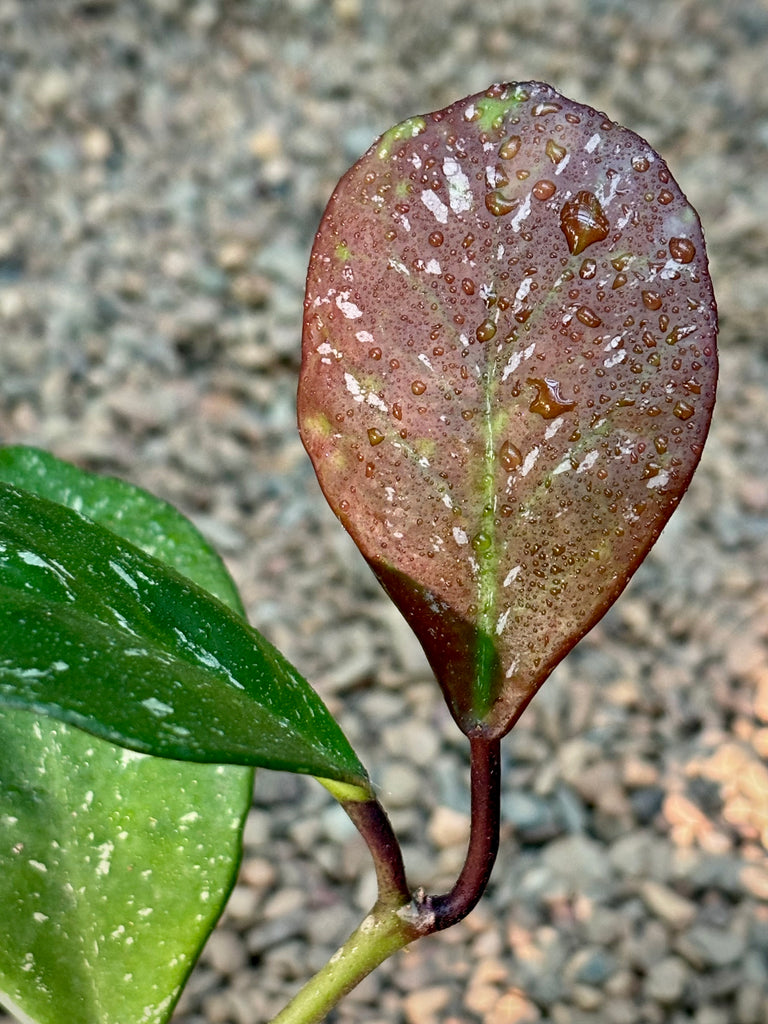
xmin=424 ymin=733 xmax=502 ymax=932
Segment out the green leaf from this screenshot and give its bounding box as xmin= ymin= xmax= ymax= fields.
xmin=0 ymin=446 xmax=244 ymax=613
xmin=0 ymin=447 xmax=255 ymax=1024
xmin=0 ymin=454 xmax=367 ymax=785
xmin=0 ymin=710 xmax=251 ymax=1024
xmin=299 ymin=81 xmax=718 ymax=737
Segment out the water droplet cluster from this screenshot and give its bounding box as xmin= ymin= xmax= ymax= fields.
xmin=299 ymin=81 xmax=717 ymax=736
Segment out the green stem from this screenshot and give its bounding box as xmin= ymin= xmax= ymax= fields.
xmin=269 ymin=900 xmax=418 ymax=1024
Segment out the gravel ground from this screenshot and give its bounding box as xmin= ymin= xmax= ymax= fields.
xmin=1 ymin=1 xmax=767 ymax=1022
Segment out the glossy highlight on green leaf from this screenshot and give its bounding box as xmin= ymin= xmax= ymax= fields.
xmin=0 ymin=445 xmax=243 ymax=612
xmin=0 ymin=453 xmax=368 ymax=786
xmin=299 ymin=82 xmax=718 ymax=738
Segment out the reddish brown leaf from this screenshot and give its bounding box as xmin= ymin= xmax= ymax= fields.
xmin=299 ymin=82 xmax=718 ymax=738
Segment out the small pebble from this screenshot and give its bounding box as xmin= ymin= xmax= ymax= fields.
xmin=403 ymin=985 xmax=451 ymax=1024
xmin=640 ymin=879 xmax=697 ymax=929
xmin=428 ymin=805 xmax=471 ymax=849
xmin=203 ymin=928 xmax=247 ymax=976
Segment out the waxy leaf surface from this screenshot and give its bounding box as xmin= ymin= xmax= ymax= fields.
xmin=0 ymin=450 xmax=368 ymax=786
xmin=0 ymin=447 xmax=254 ymax=1024
xmin=299 ymin=82 xmax=718 ymax=737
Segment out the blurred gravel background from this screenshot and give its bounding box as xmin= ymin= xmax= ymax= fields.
xmin=1 ymin=1 xmax=767 ymax=1022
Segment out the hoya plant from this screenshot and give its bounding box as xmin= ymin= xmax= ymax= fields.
xmin=0 ymin=82 xmax=717 ymax=1024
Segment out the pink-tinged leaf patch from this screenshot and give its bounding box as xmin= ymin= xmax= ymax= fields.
xmin=299 ymin=82 xmax=718 ymax=738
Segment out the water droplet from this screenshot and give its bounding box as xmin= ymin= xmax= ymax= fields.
xmin=490 ymin=164 xmax=511 ymax=189
xmin=545 ymin=139 xmax=567 ymax=164
xmin=673 ymin=400 xmax=695 ymax=420
xmin=392 ymin=403 xmax=402 ymax=420
xmin=527 ymin=377 xmax=577 ymax=419
xmin=367 ymin=427 xmax=385 ymax=446
xmin=654 ymin=436 xmax=668 ymax=454
xmin=476 ymin=318 xmax=497 ymax=342
xmin=369 ymin=347 xmax=382 ymax=359
xmin=631 ymin=155 xmax=650 ymax=172
xmin=669 ymin=237 xmax=696 ymax=263
xmin=365 ymin=462 xmax=375 ymax=478
xmin=532 ymin=179 xmax=556 ymax=200
xmin=499 ymin=440 xmax=523 ymax=471
xmin=532 ymin=101 xmax=562 ymax=116
xmin=559 ymin=190 xmax=610 ymax=255
xmin=576 ymin=305 xmax=602 ymax=328
xmin=579 ymin=258 xmax=597 ymax=280
xmin=461 ymin=409 xmax=474 ymax=421
xmin=612 ymin=273 xmax=628 ymax=289
xmin=485 ymin=190 xmax=520 ymax=216
xmin=642 ymin=290 xmax=663 ymax=311
xmin=411 ymin=380 xmax=427 ymax=395
xmin=429 ymin=231 xmax=444 ymax=247
xmin=658 ymin=189 xmax=674 ymax=205
xmin=462 ymin=278 xmax=475 ymax=295
xmin=498 ymin=135 xmax=521 ymax=159
xmin=472 ymin=531 xmax=492 ymax=553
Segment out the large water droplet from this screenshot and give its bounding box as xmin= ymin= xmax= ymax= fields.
xmin=498 ymin=135 xmax=521 ymax=159
xmin=576 ymin=305 xmax=602 ymax=328
xmin=476 ymin=318 xmax=497 ymax=342
xmin=545 ymin=139 xmax=567 ymax=164
xmin=485 ymin=190 xmax=520 ymax=217
xmin=472 ymin=531 xmax=492 ymax=553
xmin=559 ymin=191 xmax=610 ymax=255
xmin=532 ymin=179 xmax=556 ymax=201
xmin=532 ymin=101 xmax=562 ymax=116
xmin=411 ymin=380 xmax=427 ymax=395
xmin=642 ymin=290 xmax=663 ymax=311
xmin=673 ymin=400 xmax=695 ymax=420
xmin=669 ymin=237 xmax=696 ymax=263
xmin=367 ymin=427 xmax=385 ymax=445
xmin=499 ymin=440 xmax=523 ymax=471
xmin=527 ymin=377 xmax=577 ymax=419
